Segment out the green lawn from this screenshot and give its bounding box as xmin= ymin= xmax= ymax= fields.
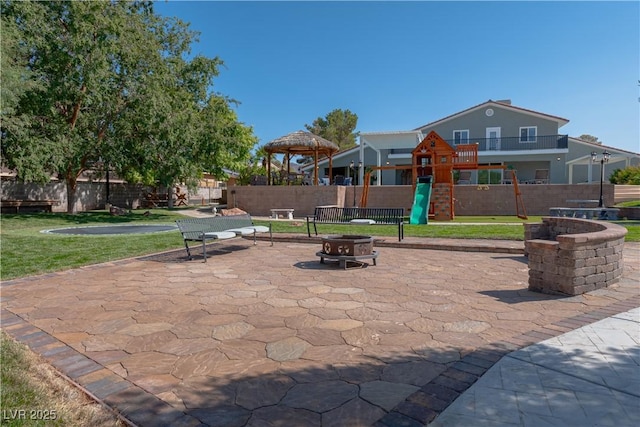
xmin=616 ymin=200 xmax=640 ymax=207
xmin=1 ymin=210 xmax=637 ymax=281
xmin=0 ymin=210 xmax=186 ymax=280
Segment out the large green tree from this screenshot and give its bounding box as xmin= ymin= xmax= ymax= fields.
xmin=1 ymin=0 xmax=256 ymax=212
xmin=305 ymin=108 xmax=359 ymax=149
xmin=299 ymin=108 xmax=358 ymax=164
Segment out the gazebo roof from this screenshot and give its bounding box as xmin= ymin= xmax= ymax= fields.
xmin=264 ymin=131 xmax=339 ymax=155
xmin=263 ymin=131 xmax=339 ymax=185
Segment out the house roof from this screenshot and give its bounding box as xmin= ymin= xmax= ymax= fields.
xmin=569 ymin=137 xmax=640 ymax=157
xmin=360 ymin=130 xmax=422 ymax=137
xmin=412 ymin=100 xmax=570 ymax=131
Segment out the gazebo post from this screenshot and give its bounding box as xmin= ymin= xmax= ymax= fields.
xmin=314 ymin=148 xmax=319 ymax=186
xmin=329 ymin=156 xmax=333 ymax=185
xmin=285 ymin=152 xmax=290 ymax=185
xmin=267 ymin=153 xmax=272 ymax=185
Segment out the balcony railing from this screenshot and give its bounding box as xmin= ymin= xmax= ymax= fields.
xmin=448 ymin=134 xmax=568 ymax=151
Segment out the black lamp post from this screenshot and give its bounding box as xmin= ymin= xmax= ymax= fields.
xmin=350 ymin=160 xmax=362 ymax=207
xmin=591 ymin=150 xmax=610 ymax=208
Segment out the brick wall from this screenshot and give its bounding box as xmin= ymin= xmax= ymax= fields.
xmin=229 ymin=183 xmax=614 ymax=218
xmin=1 ymin=177 xmax=616 ymax=217
xmin=524 ymin=217 xmax=627 ymax=296
xmin=1 ymin=179 xmax=152 ymax=212
xmin=228 ymin=185 xmax=348 ymax=217
xmin=453 ymin=183 xmax=614 ymax=216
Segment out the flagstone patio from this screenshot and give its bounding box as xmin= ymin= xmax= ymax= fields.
xmin=2 ymin=239 xmax=638 ymax=426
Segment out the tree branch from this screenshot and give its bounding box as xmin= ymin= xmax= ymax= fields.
xmin=69 ymin=84 xmax=86 ymax=130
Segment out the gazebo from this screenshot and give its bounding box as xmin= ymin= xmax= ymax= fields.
xmin=263 ymin=131 xmax=340 ymax=185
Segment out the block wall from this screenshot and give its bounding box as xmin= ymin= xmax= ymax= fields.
xmin=229 ymin=183 xmax=613 ymax=218
xmin=1 ymin=178 xmax=616 ymax=217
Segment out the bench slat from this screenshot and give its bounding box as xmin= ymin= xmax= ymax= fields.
xmin=307 ymin=207 xmax=404 ymax=241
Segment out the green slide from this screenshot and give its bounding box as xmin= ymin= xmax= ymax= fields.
xmin=409 ymin=177 xmax=432 ymax=224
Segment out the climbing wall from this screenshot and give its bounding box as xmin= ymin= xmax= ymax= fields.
xmin=431 ymin=183 xmax=453 ymax=221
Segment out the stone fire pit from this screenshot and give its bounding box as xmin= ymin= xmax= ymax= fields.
xmin=524 ymin=217 xmax=627 ymax=295
xmin=321 ymin=235 xmax=373 ymax=256
xmin=317 ymin=235 xmax=377 ymax=269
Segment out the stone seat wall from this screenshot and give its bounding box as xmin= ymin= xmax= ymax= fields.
xmin=524 ymin=217 xmax=627 ymax=295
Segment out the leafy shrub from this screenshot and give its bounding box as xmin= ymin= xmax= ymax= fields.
xmin=609 ymin=166 xmax=640 ymax=185
xmin=478 ymin=170 xmax=502 ymax=184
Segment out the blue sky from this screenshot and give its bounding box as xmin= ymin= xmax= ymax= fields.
xmin=155 ymin=1 xmax=640 ymax=154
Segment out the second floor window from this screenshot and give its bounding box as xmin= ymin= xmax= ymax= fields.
xmin=520 ymin=126 xmax=537 ymax=142
xmin=453 ymin=130 xmax=469 ymax=145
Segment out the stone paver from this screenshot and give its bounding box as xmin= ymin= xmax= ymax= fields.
xmin=1 ymin=238 xmax=638 ymax=426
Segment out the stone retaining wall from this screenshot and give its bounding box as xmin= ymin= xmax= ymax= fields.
xmin=524 ymin=217 xmax=627 ymax=295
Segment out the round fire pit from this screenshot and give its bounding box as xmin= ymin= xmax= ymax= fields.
xmin=318 ymin=235 xmax=377 ymax=269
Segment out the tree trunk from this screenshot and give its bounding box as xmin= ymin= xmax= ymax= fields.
xmin=66 ymin=175 xmax=79 ymax=214
xmin=167 ymin=186 xmax=174 ymax=209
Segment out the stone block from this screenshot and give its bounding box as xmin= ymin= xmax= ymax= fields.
xmin=573 ymin=266 xmax=596 ymax=277
xmin=607 ymin=238 xmax=625 ymax=248
xmin=596 ymin=247 xmax=615 ymax=257
xmin=569 ymin=276 xmax=586 ymax=286
xmin=605 ymin=253 xmax=622 ymax=263
xmin=528 ymin=269 xmax=543 ymax=280
xmin=585 ymin=273 xmax=606 ymax=285
xmin=585 ymin=257 xmax=606 ymax=267
xmin=526 ymin=239 xmax=558 ymax=250
xmin=528 ymin=262 xmax=543 ymax=273
xmin=557 ymin=249 xmax=579 ymax=260
xmin=557 ymin=266 xmax=578 ymax=278
xmin=557 ymin=257 xmax=585 ymax=268
xmin=528 ymin=254 xmax=542 ymax=263
xmin=542 ymin=271 xmax=562 ymax=285
xmin=570 ymin=249 xmax=596 ymax=260
xmin=569 ymin=284 xmax=596 ymax=295
xmin=597 ymin=263 xmax=615 ymax=274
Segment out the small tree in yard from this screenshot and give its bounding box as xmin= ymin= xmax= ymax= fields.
xmin=1 ymin=0 xmax=255 ymax=212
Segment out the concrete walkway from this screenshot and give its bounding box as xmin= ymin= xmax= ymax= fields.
xmin=429 ymin=308 xmax=640 ymax=427
xmin=1 ymin=235 xmax=638 ymax=427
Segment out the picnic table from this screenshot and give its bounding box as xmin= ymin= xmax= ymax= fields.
xmin=143 ymin=192 xmax=168 ymax=208
xmin=175 ymin=190 xmax=188 ymax=206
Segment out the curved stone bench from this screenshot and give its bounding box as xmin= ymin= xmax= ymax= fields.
xmin=524 ymin=217 xmax=627 ymax=295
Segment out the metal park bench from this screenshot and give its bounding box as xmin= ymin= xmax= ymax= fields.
xmin=306 ymin=206 xmax=405 ymax=241
xmin=175 ymin=214 xmax=272 ymax=262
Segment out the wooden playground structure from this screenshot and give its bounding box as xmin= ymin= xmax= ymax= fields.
xmin=359 ymin=131 xmax=527 ymax=220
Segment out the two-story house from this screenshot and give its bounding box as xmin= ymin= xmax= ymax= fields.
xmin=304 ymin=100 xmax=639 ymax=186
